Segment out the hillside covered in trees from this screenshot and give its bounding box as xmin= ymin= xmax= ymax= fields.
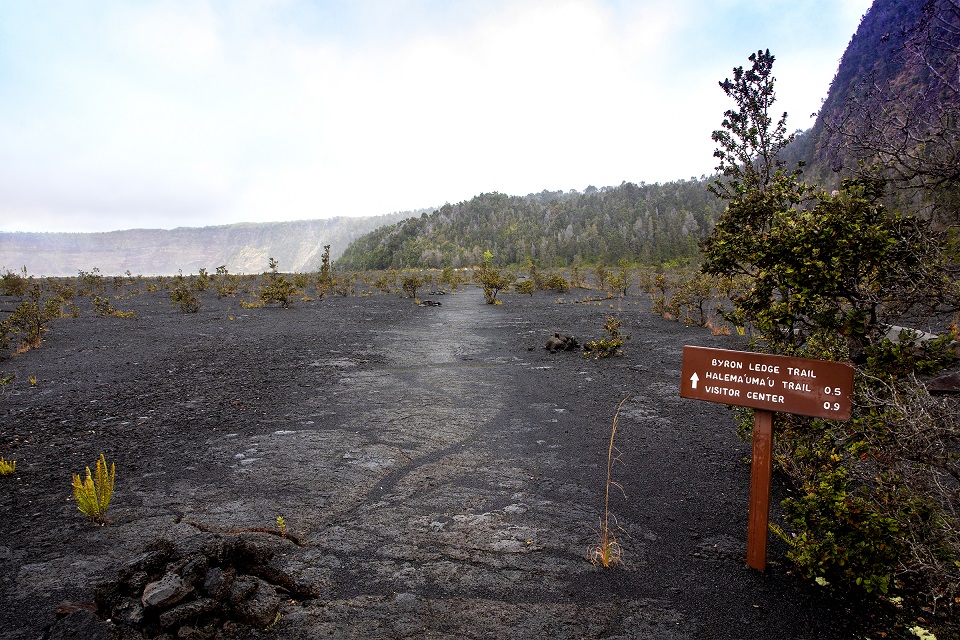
xmin=337 ymin=180 xmax=723 ymax=270
xmin=340 ymin=0 xmax=956 ymax=272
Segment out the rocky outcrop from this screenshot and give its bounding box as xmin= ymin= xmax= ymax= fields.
xmin=544 ymin=332 xmax=580 ymax=353
xmin=47 ymin=530 xmax=322 ymax=640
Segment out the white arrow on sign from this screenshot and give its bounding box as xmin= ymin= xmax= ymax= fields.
xmin=690 ymin=372 xmax=699 ymax=389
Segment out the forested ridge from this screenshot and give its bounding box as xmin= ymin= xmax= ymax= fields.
xmin=337 ymin=179 xmax=724 ymax=270
xmin=341 ymin=0 xmax=956 ymax=272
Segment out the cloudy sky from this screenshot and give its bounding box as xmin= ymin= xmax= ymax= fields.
xmin=0 ymin=0 xmax=873 ymax=233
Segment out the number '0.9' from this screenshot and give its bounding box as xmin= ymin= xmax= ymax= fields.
xmin=823 ymin=401 xmax=840 ymax=411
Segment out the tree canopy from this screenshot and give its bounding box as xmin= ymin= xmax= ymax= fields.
xmin=336 ymin=181 xmax=724 ymax=270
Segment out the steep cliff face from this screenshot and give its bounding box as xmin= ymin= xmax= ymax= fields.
xmin=803 ymin=0 xmax=959 ymax=194
xmin=0 ymin=213 xmax=414 ymax=276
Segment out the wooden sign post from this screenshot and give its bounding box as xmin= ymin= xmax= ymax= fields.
xmin=680 ymin=346 xmax=854 ymax=571
xmin=747 ymin=409 xmax=774 ymax=570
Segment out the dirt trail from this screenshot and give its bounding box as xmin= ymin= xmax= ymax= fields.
xmin=241 ymin=289 xmax=696 ymax=638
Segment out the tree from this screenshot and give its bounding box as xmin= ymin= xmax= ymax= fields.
xmin=701 ymin=50 xmax=960 ymax=613
xmin=702 ymin=50 xmax=810 ymax=315
xmin=401 ymin=272 xmax=427 ymax=300
xmin=607 ymin=260 xmax=633 ymax=297
xmin=710 ymin=49 xmax=798 ymax=199
xmin=9 ymin=282 xmax=60 ymax=350
xmin=473 ymin=251 xmax=515 ymax=305
xmin=260 ymin=258 xmax=300 ymax=308
xmin=318 ymin=245 xmax=334 ymax=296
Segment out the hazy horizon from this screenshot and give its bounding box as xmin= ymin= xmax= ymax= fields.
xmin=0 ymin=0 xmax=872 ymax=234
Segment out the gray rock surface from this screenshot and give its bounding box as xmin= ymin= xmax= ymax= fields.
xmin=0 ymin=284 xmax=922 ymax=638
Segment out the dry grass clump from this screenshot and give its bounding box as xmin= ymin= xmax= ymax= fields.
xmin=589 ymin=395 xmax=629 ymax=568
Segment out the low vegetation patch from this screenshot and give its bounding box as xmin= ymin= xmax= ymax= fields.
xmin=589 ymin=396 xmax=629 ymax=568
xmin=72 ymin=453 xmax=115 ymax=525
xmin=0 ymin=457 xmax=15 ymax=476
xmin=583 ymin=315 xmax=630 ymax=359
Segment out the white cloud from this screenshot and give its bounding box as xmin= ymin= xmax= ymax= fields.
xmin=0 ymin=0 xmax=873 ymax=232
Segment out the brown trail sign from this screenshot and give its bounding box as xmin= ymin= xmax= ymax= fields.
xmin=680 ymin=345 xmax=854 ymax=421
xmin=680 ymin=346 xmax=854 ymax=570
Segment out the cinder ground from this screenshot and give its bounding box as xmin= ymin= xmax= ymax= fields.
xmin=0 ymin=285 xmax=890 ymax=638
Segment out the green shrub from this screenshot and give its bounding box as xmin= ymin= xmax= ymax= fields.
xmin=214 ymin=265 xmax=238 ymax=299
xmin=569 ymin=264 xmax=586 ymax=289
xmin=372 ymin=270 xmax=398 ymax=294
xmin=439 ymin=266 xmax=467 ymax=291
xmin=701 ymin=51 xmax=960 ymax=610
xmin=583 ymin=315 xmax=630 ymax=358
xmin=667 ymin=271 xmax=715 ymax=326
xmin=401 ymin=272 xmax=427 ymax=299
xmin=292 ymin=272 xmax=310 ymax=290
xmin=78 ymin=268 xmax=106 ymax=297
xmin=9 ymin=283 xmax=60 ymax=350
xmin=592 ymin=264 xmax=610 ymax=291
xmin=606 ymin=260 xmax=632 ymax=297
xmin=0 ymin=268 xmax=29 ymax=297
xmin=260 ymin=258 xmax=301 ymax=308
xmin=513 ymin=279 xmax=536 ymax=296
xmin=93 ymin=296 xmax=136 ymax=318
xmin=316 ymin=245 xmax=334 ymax=298
xmin=332 ymin=273 xmax=356 ymax=297
xmin=170 ymin=282 xmax=202 ymax=313
xmin=542 ymin=273 xmax=570 ymax=293
xmin=770 ymin=430 xmax=908 ymax=595
xmin=195 ymin=268 xmax=210 ymax=291
xmin=649 ymin=273 xmax=672 ymax=317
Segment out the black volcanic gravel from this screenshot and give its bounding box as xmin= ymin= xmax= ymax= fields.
xmin=0 ymin=285 xmax=897 ymax=638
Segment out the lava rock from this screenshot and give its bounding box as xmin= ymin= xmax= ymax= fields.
xmin=544 ymin=332 xmax=579 ymax=352
xmin=202 ymin=566 xmax=235 ymax=600
xmin=158 ymin=597 xmax=218 ymax=629
xmin=177 ymin=554 xmax=209 ymax=585
xmin=114 ymin=597 xmax=145 ymax=626
xmin=227 ymin=533 xmax=277 ymax=567
xmin=125 ymin=547 xmax=173 ymax=575
xmin=227 ymin=575 xmax=259 ymax=606
xmin=231 ymin=577 xmax=281 ymax=629
xmin=142 ymin=573 xmax=193 ymax=609
xmin=47 ymin=609 xmax=110 ymax=640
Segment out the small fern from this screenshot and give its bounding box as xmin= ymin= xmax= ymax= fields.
xmin=72 ymin=453 xmax=115 ymax=524
xmin=0 ymin=457 xmax=16 ymax=476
